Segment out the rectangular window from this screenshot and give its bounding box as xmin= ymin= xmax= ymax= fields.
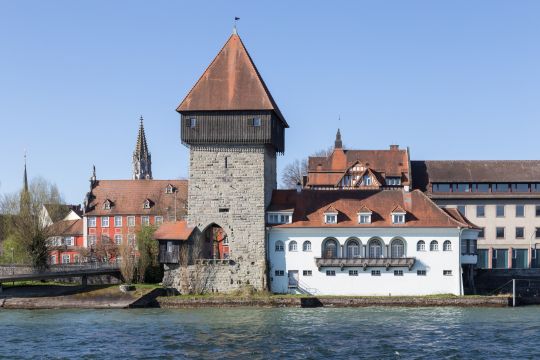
xmin=114 ymin=234 xmax=122 ymax=246
xmin=516 ymin=227 xmax=525 ymax=239
xmin=478 ymin=228 xmax=485 ymax=238
xmin=371 ymin=270 xmax=381 ymax=276
xmin=433 ymin=183 xmax=451 ymax=192
xmin=454 ymin=184 xmax=470 ymax=193
xmin=280 ymin=214 xmax=291 ymax=224
xmin=325 ymin=214 xmax=337 ymax=224
xmin=394 ymin=270 xmax=403 ymax=276
xmin=62 ymin=255 xmax=70 ymax=264
xmin=302 ymin=270 xmax=312 ymax=276
xmin=417 ymin=270 xmax=426 ymax=276
xmin=443 ymin=270 xmax=453 ymax=276
xmin=88 ymin=217 xmax=96 ymax=227
xmin=387 ymin=177 xmax=401 ymax=186
xmin=188 ymin=118 xmax=196 ymax=128
xmin=536 ymin=205 xmax=540 ymax=217
xmin=512 ymin=183 xmax=529 ymax=192
xmin=127 ymin=216 xmax=135 ymax=227
xmin=349 ymin=270 xmax=359 ymax=276
xmin=155 ymin=216 xmax=163 ymax=226
xmin=496 ymin=227 xmax=505 ymax=239
xmin=457 ymin=205 xmax=466 ymax=215
xmin=476 ymin=205 xmax=485 ymax=217
xmin=252 ymin=117 xmax=261 ymax=127
xmin=516 ymin=205 xmax=525 ymax=218
xmin=472 ymin=183 xmax=490 ymax=192
xmin=141 ymin=216 xmax=150 ymax=226
xmin=166 ymin=241 xmax=173 ymax=253
xmin=493 ymin=183 xmax=510 ymax=192
xmin=532 ymin=183 xmax=540 ymax=193
xmin=536 ymin=228 xmax=540 ymax=239
xmin=496 ymin=205 xmax=505 ymax=217
xmin=64 ymin=237 xmax=74 ymax=246
xmin=275 ymin=270 xmax=284 ymax=276
xmin=326 ymin=270 xmax=336 ymax=276
xmin=88 ymin=235 xmax=96 ymax=246
xmin=101 ymin=216 xmax=109 ymax=227
xmin=114 ymin=216 xmax=122 ymax=227
xmin=224 ymin=156 xmax=229 ymax=169
xmin=359 ymin=214 xmax=371 ymax=224
xmin=392 ymin=214 xmax=405 ymax=224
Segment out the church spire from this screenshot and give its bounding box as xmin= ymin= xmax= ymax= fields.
xmin=334 ymin=128 xmax=343 ymax=149
xmin=23 ymin=151 xmax=28 ymax=192
xmin=132 ymin=116 xmax=152 ymax=180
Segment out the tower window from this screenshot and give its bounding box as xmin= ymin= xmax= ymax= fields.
xmin=187 ymin=118 xmax=196 ymax=128
xmin=225 ymin=156 xmax=229 ymax=168
xmin=251 ymin=117 xmax=262 ymax=127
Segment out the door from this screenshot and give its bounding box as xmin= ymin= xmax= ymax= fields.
xmin=288 ymin=270 xmax=299 ymax=288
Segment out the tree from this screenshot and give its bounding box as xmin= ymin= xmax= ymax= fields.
xmin=280 ymin=146 xmax=334 ymax=189
xmin=119 ymin=243 xmax=136 ymax=285
xmin=0 ymin=233 xmax=29 ymax=264
xmin=0 ymin=177 xmax=64 ymax=270
xmin=136 ymin=225 xmax=160 ymax=283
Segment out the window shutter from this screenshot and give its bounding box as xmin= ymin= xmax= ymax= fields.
xmin=248 ymin=118 xmax=254 ymax=126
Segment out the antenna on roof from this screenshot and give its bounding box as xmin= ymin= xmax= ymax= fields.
xmin=233 ymin=17 xmax=240 ymax=35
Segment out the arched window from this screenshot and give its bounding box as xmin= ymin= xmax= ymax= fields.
xmin=430 ymin=240 xmax=439 ymax=251
xmin=443 ymin=240 xmax=452 ymax=251
xmin=275 ymin=241 xmax=284 ymax=252
xmin=289 ymin=241 xmax=298 ymax=252
xmin=346 ymin=239 xmax=361 ymax=258
xmin=323 ymin=239 xmax=338 ymax=258
xmin=391 ymin=239 xmax=405 ymax=258
xmin=417 ymin=240 xmax=425 ymax=252
xmin=303 ymin=241 xmax=312 ymax=252
xmin=368 ymin=239 xmax=383 ymax=258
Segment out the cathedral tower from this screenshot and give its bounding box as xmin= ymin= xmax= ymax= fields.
xmin=132 ymin=116 xmax=152 ymax=180
xmin=176 ymin=32 xmax=288 ymax=291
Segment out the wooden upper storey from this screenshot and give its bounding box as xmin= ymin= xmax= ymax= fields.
xmin=177 ymin=34 xmax=287 ymax=152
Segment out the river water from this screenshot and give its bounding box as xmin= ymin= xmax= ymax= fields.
xmin=0 ymin=307 xmax=538 ymax=359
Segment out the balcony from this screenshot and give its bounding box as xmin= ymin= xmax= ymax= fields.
xmin=315 ymin=257 xmax=416 ymax=270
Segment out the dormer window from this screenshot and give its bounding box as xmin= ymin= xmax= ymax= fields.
xmin=103 ymin=200 xmax=113 ymax=210
xmin=387 ymin=177 xmax=402 ymax=186
xmin=362 ymin=175 xmax=372 ymax=186
xmin=392 ymin=213 xmax=406 ymax=224
xmin=324 ymin=213 xmax=338 ymax=224
xmin=143 ymin=199 xmax=152 ymax=209
xmin=358 ymin=213 xmax=372 ymax=224
xmin=165 ymin=184 xmax=175 ymax=194
xmin=267 ymin=212 xmax=292 ymax=224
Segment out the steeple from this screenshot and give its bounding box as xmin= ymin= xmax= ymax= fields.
xmin=334 ymin=128 xmax=343 ymax=149
xmin=132 ymin=116 xmax=152 ymax=180
xmin=20 ymin=152 xmax=30 ymax=213
xmin=23 ymin=151 xmax=28 ymax=193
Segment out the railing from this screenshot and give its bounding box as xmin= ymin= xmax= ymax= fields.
xmin=315 ymin=257 xmax=416 ymax=270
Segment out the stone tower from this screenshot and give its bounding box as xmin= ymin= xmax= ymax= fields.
xmin=176 ymin=32 xmax=288 ymax=292
xmin=132 ymin=116 xmax=153 ymax=180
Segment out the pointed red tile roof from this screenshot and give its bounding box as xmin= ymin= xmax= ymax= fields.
xmin=177 ymin=34 xmax=287 ymax=126
xmin=391 ymin=205 xmax=406 ymax=213
xmin=357 ymin=205 xmax=372 ymax=213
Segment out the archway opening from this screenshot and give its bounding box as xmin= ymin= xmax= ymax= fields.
xmin=203 ymin=224 xmax=229 ymax=260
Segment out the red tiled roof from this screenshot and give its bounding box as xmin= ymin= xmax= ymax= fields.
xmin=153 ymin=221 xmax=194 ymax=241
xmin=85 ymin=180 xmax=188 ymax=216
xmin=176 ymin=34 xmax=287 ymax=126
xmin=48 ymin=219 xmax=83 ymax=236
xmin=307 ymin=148 xmax=410 ymax=187
xmin=267 ymin=189 xmax=477 ymax=228
xmin=357 ymin=205 xmax=372 ymax=213
xmin=391 ymin=205 xmax=406 ymax=213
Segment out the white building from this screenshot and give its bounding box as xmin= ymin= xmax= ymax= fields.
xmin=267 ymin=189 xmax=479 ymax=296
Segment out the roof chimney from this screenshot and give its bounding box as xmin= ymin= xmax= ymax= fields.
xmin=389 ymin=145 xmax=399 ymax=151
xmin=335 ymin=129 xmax=343 ymax=149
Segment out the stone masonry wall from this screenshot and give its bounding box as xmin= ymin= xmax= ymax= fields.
xmin=170 ymin=144 xmax=276 ymax=293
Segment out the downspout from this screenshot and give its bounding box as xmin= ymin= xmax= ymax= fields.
xmin=265 ymin=226 xmax=272 ymax=292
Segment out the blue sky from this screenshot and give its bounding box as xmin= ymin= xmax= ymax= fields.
xmin=1 ymin=1 xmax=539 ymax=203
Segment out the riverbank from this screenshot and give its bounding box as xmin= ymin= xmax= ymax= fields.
xmin=0 ymin=283 xmax=161 ymax=309
xmin=156 ymin=294 xmax=511 ymax=308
